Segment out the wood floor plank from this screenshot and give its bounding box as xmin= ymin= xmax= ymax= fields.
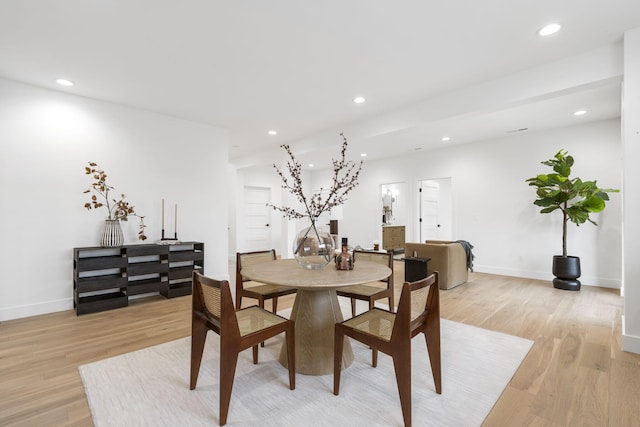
xmin=566 ymin=368 xmax=608 ymax=427
xmin=509 ymin=336 xmax=556 ymax=395
xmin=482 ymin=386 xmax=536 ymax=426
xmin=1 ymin=263 xmax=639 ymax=426
xmin=609 ymin=358 xmax=640 ymax=427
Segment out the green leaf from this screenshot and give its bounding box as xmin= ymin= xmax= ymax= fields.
xmin=580 ymin=196 xmax=606 ymax=212
xmin=566 ymin=207 xmax=589 ymax=224
xmin=554 ymin=162 xmax=571 ymax=177
xmin=534 ymin=198 xmax=557 ymax=207
xmin=540 ymin=206 xmax=559 ymax=214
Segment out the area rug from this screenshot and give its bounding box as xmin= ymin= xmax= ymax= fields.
xmin=79 ymin=307 xmax=532 ymax=427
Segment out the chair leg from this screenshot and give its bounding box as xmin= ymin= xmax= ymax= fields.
xmin=333 ymin=325 xmax=345 ymax=395
xmin=285 ymin=322 xmax=296 ymax=390
xmin=350 ymin=298 xmax=356 ymax=317
xmin=259 ymin=298 xmax=266 ymax=347
xmin=190 ymin=316 xmax=208 ymax=390
xmin=272 ymin=297 xmax=278 ymax=314
xmin=392 ymin=350 xmax=412 ymax=427
xmin=236 ymin=294 xmax=242 ymax=310
xmin=219 ymin=350 xmax=239 ymax=426
xmin=252 ymin=344 xmax=259 ymax=364
xmin=369 ymin=312 xmax=381 ymax=367
xmin=424 ymin=320 xmax=442 ymax=394
xmin=388 ymin=295 xmax=395 ymax=313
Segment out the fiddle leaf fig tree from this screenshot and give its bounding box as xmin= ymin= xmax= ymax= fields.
xmin=526 ymin=149 xmax=618 ymax=258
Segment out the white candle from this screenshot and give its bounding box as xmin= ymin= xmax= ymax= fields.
xmin=174 ymin=204 xmax=177 ymax=234
xmin=162 ymin=198 xmax=165 ymax=229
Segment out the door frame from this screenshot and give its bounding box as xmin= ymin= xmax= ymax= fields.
xmin=240 ymin=185 xmax=273 ymax=252
xmin=417 ymin=177 xmax=453 ymax=242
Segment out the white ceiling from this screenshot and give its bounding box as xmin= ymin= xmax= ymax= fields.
xmin=1 ymin=1 xmax=639 ymax=169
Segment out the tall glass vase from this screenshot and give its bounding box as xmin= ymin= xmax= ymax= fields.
xmin=292 ymin=220 xmax=335 ymax=269
xmin=101 ymin=219 xmax=124 ymax=247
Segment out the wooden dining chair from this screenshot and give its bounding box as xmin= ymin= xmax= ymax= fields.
xmin=333 ymin=272 xmax=441 ymax=427
xmin=190 ymin=271 xmax=296 ymax=426
xmin=336 ymin=250 xmax=394 ymax=316
xmin=236 ymin=249 xmax=297 ymax=313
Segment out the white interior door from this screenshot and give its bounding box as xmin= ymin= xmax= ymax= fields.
xmin=243 ymin=186 xmax=272 ymax=251
xmin=419 ymin=178 xmax=452 ymax=241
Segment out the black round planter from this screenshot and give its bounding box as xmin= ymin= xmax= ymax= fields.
xmin=552 ymin=255 xmax=581 ymax=291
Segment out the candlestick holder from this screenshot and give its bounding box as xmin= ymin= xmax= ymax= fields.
xmin=159 ymin=199 xmax=180 ymax=244
xmin=161 ymin=229 xmax=178 ymax=241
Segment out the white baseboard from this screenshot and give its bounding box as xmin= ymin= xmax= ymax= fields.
xmin=473 ymin=265 xmax=621 ymax=289
xmin=622 ymin=315 xmax=640 ymax=355
xmin=0 ymin=298 xmax=73 ymax=322
xmin=1 ymin=269 xmax=232 ymax=322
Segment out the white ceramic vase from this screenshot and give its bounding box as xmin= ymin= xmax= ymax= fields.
xmin=101 ymin=219 xmax=124 ymax=247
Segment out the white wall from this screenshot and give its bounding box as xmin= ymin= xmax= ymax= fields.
xmin=622 ymin=27 xmax=640 ymax=353
xmin=339 ymin=120 xmax=622 ymax=287
xmin=0 ymin=78 xmax=229 ymax=320
xmin=243 ymin=119 xmax=622 ymax=288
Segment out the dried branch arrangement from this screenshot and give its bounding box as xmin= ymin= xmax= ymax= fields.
xmin=268 ymin=133 xmax=362 ymax=222
xmin=83 ymin=161 xmax=147 ymax=241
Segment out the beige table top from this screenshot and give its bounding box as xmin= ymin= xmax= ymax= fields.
xmin=241 ymin=258 xmax=391 ymax=290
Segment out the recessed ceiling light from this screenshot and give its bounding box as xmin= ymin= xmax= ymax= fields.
xmin=353 ymin=96 xmax=366 ymax=104
xmin=538 ymin=23 xmax=561 ymax=37
xmin=441 ymin=136 xmax=451 ymax=142
xmin=360 ymin=153 xmax=367 ymax=157
xmin=574 ymin=110 xmax=587 ymax=116
xmin=268 ymin=130 xmax=277 ymax=135
xmin=308 ymin=163 xmax=314 ymax=168
xmin=56 ymin=78 xmax=74 ymax=87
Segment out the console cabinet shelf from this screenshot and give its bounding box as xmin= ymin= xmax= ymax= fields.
xmin=73 ymin=242 xmax=204 ymax=315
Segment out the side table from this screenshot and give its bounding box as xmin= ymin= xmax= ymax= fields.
xmin=403 ymin=256 xmax=430 ymax=282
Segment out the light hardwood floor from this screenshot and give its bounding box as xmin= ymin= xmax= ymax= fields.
xmin=1 ymin=261 xmax=639 ymax=426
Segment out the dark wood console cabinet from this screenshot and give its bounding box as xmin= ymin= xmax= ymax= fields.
xmin=73 ymin=242 xmax=204 ymax=315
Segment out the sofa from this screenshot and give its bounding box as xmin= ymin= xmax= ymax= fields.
xmin=404 ymin=240 xmax=469 ymax=290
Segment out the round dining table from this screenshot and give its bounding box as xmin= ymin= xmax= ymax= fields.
xmin=241 ymin=258 xmax=392 ymax=375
